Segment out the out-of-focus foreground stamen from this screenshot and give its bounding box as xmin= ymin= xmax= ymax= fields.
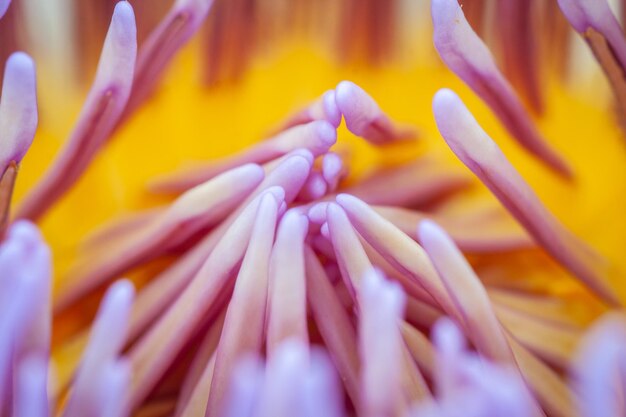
xmin=0 ymin=52 xmax=37 ymax=234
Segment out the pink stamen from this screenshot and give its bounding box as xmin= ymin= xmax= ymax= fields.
xmin=431 ymin=0 xmax=573 ymax=178
xmin=572 ymin=313 xmax=626 ymax=417
xmin=126 ymin=0 xmax=217 ymax=114
xmin=280 ymin=90 xmax=342 ymax=130
xmin=207 ymin=193 xmax=279 ymax=417
xmin=149 ymin=122 xmax=335 ymax=194
xmin=433 ymin=88 xmax=620 ymax=307
xmin=221 ymin=355 xmax=264 ymax=417
xmin=266 ymin=210 xmax=310 ymax=354
xmin=297 ymin=171 xmax=328 ymax=202
xmin=343 ymin=158 xmax=470 ymax=207
xmin=418 ymin=220 xmax=515 ymax=364
xmin=335 ymin=81 xmax=417 ymax=145
xmin=557 ymin=0 xmax=626 ymax=68
xmin=0 ymin=52 xmax=37 ymax=175
xmin=335 ymin=194 xmax=459 ymax=319
xmin=55 ymin=163 xmax=264 ymax=311
xmin=0 ymin=0 xmax=9 ymax=19
xmin=14 ymin=355 xmax=50 ymax=417
xmin=128 ymin=191 xmax=285 ymax=408
xmin=63 ymin=279 xmax=135 ymax=417
xmin=18 ymin=2 xmax=137 ymax=222
xmin=359 ymin=269 xmax=407 ymax=417
xmin=304 ymin=245 xmax=360 ymax=404
xmin=322 ymin=152 xmax=346 ymax=192
xmin=175 ymin=311 xmax=225 ymax=416
xmin=374 ymin=205 xmax=534 ymax=254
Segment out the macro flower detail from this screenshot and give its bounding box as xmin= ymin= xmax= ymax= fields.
xmin=1 ymin=0 xmax=626 ymax=417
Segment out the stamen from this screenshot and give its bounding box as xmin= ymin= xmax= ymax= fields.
xmin=96 ymin=360 xmax=131 ymax=417
xmin=325 ymin=202 xmax=373 ymax=299
xmin=55 ymin=154 xmax=308 ymax=381
xmin=572 ymin=313 xmax=626 ymax=417
xmin=433 ymin=88 xmax=621 ymax=306
xmin=256 ymin=340 xmax=309 ymax=417
xmin=0 ymin=161 xmax=16 ymax=237
xmin=494 ymin=1 xmax=544 ymax=114
xmin=0 ymin=52 xmax=37 ymax=175
xmin=14 ymin=355 xmax=50 ymax=417
xmin=335 ymin=81 xmax=417 ymax=145
xmin=266 ymin=210 xmax=310 ymax=353
xmin=126 ymin=0 xmax=216 ymax=114
xmin=62 ymin=279 xmax=135 ymax=417
xmin=488 ymin=288 xmax=594 ymax=328
xmin=0 ymin=0 xmax=9 ymax=19
xmin=428 ymin=320 xmax=538 ymax=417
xmin=322 ymin=152 xmax=346 ymax=192
xmin=373 ymin=204 xmax=534 ymax=254
xmin=128 ymin=191 xmax=285 ymax=408
xmin=55 ymin=163 xmax=264 ymax=311
xmin=343 ymin=158 xmax=470 ymax=207
xmin=431 ymin=0 xmax=573 ymax=178
xmin=149 ymin=122 xmax=334 ymax=193
xmin=301 ymin=348 xmax=345 ymax=417
xmin=17 ymin=2 xmax=137 ymax=222
xmin=325 ymin=203 xmax=430 ymax=401
xmin=558 ymin=0 xmax=626 ymax=123
xmin=221 ymin=355 xmax=264 ymax=417
xmin=430 ymin=318 xmax=466 ymax=398
xmin=297 ymin=170 xmax=328 ymax=202
xmin=207 ymin=193 xmax=279 ymax=417
xmin=178 ymin=355 xmax=217 ymax=417
xmin=0 ymin=221 xmax=49 ymax=412
xmin=175 ymin=310 xmax=225 ymax=416
xmin=358 ymin=269 xmax=407 ymax=417
xmin=401 ymin=323 xmax=436 ymax=380
xmin=335 ymin=194 xmax=459 ymax=319
xmin=508 ymin=325 xmax=576 ymax=417
xmin=115 ymin=153 xmax=308 ymax=354
xmin=280 ymin=90 xmax=342 ymax=130
xmin=304 ymin=245 xmax=360 ymax=404
xmin=418 ymin=220 xmax=515 ymax=364
xmin=495 ymin=304 xmax=580 ymax=369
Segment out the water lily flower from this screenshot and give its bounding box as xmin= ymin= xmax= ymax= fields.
xmin=1 ymin=0 xmax=626 ymax=416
